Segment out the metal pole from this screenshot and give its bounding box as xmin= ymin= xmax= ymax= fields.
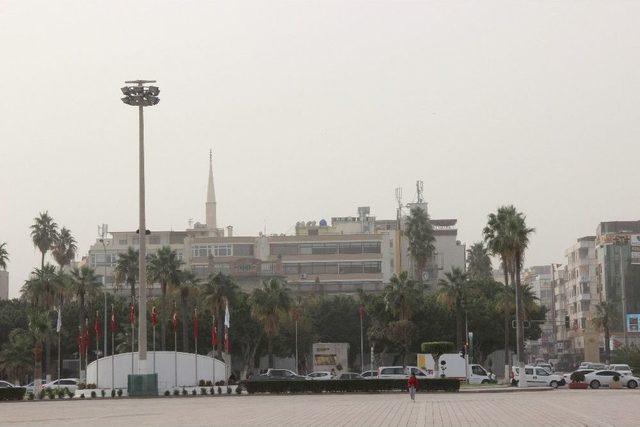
xmin=137 ymin=99 xmax=148 ymax=373
xmin=620 ymin=246 xmax=628 ymax=347
xmin=131 ymin=321 xmax=134 ymax=376
xmin=96 ymin=329 xmax=99 ymax=389
xmin=370 ymin=346 xmax=373 ymax=375
xmin=195 ymin=330 xmax=198 ymax=385
xmin=102 ymin=235 xmax=108 ymax=378
xmin=212 ymin=315 xmax=216 ymax=385
xmin=174 ymin=330 xmax=177 ymax=388
xmin=111 ymin=328 xmax=114 ymax=390
xmin=295 ymin=320 xmax=299 ymax=374
xmin=465 ymin=311 xmax=469 ymax=384
xmin=153 ymin=326 xmax=156 ymax=374
xmin=57 ymin=332 xmax=61 ymax=384
xmin=360 ymin=316 xmax=364 ymax=374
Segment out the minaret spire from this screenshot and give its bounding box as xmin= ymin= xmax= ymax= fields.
xmin=206 ymin=149 xmax=217 ymax=230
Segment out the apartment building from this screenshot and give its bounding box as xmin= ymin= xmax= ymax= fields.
xmin=523 ymin=265 xmax=555 ymax=360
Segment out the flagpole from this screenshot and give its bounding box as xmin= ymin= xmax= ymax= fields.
xmin=131 ymin=320 xmax=134 ymax=377
xmin=174 ymin=328 xmax=177 ymax=388
xmin=110 ymin=305 xmax=115 ymax=391
xmin=153 ymin=325 xmax=156 ymax=374
xmin=194 ymin=308 xmax=198 ymax=386
xmin=56 ymin=307 xmax=61 ymax=384
xmin=212 ymin=315 xmax=216 ymax=385
xmin=295 ymin=319 xmax=298 ymax=374
xmin=96 ymin=311 xmax=100 ymax=389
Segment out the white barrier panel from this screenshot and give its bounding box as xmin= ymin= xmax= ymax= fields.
xmin=86 ymin=352 xmax=226 ymax=390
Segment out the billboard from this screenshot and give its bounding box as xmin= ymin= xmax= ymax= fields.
xmin=631 ymin=235 xmax=640 ymax=265
xmin=627 ymin=314 xmax=640 ymax=332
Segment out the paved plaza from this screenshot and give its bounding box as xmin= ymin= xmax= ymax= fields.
xmin=2 ymin=389 xmax=639 ymax=426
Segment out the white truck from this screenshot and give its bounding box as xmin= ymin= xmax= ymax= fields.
xmin=416 ymin=353 xmax=496 ymax=384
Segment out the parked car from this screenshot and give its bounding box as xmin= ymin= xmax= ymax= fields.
xmin=0 ymin=380 xmax=16 ymax=388
xmin=378 ymin=366 xmax=429 ymax=379
xmin=468 ymin=364 xmax=496 ymax=384
xmin=338 ymin=372 xmax=363 ymax=380
xmin=584 ymin=370 xmax=639 ymax=389
xmin=563 ymin=369 xmax=594 ymax=384
xmin=253 ymin=369 xmax=306 ymax=381
xmin=609 ymin=364 xmax=633 ymax=376
xmin=360 ymin=370 xmax=378 ymax=379
xmin=43 ymin=378 xmax=79 ymax=392
xmin=24 ymin=380 xmax=47 ymax=394
xmin=535 ymin=362 xmax=554 ymax=373
xmin=579 ymin=362 xmax=606 ymax=370
xmin=305 ymin=371 xmax=334 ymax=381
xmin=511 ymin=366 xmax=565 ymax=388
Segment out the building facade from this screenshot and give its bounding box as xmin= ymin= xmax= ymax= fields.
xmin=0 ymin=270 xmax=8 ymax=301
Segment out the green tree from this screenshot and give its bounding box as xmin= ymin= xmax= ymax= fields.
xmin=30 ymin=212 xmax=58 ymax=269
xmin=69 ymin=266 xmax=102 ymax=332
xmin=173 ymin=270 xmax=200 ymax=352
xmin=115 ymin=247 xmax=139 ymax=304
xmin=592 ymin=300 xmax=619 ymax=363
xmin=466 ymin=242 xmax=492 ymax=281
xmin=201 ymin=272 xmax=238 ymax=357
xmin=0 ymin=329 xmax=32 ymax=384
xmin=386 ymin=320 xmax=417 ymax=366
xmin=27 ymin=309 xmax=52 ymax=388
xmin=230 ymin=293 xmax=264 ymax=376
xmin=51 ymin=227 xmax=77 ymax=272
xmin=250 ymin=279 xmax=291 ymax=368
xmin=21 ymin=265 xmax=58 ymax=308
xmin=384 ymin=271 xmax=421 ymax=321
xmin=437 ymin=267 xmax=470 ymax=349
xmin=404 ymin=206 xmax=435 ymax=282
xmin=147 ymin=246 xmax=182 ymax=351
xmin=0 ymin=242 xmax=8 ymax=270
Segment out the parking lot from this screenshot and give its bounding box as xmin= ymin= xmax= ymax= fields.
xmin=2 ymin=389 xmax=639 ymax=426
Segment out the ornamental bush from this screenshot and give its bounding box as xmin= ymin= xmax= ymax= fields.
xmin=117 ymin=389 xmax=123 ymax=397
xmin=209 ymin=387 xmax=215 ymax=395
xmin=200 ymin=388 xmax=207 ymax=395
xmin=0 ymin=387 xmax=26 ymax=401
xmin=570 ymin=372 xmax=585 ymax=383
xmin=101 ymin=389 xmax=106 ymax=397
xmin=243 ymin=378 xmax=460 ymax=394
xmin=164 ymin=390 xmax=171 ymax=396
xmin=199 ymin=379 xmax=206 ymax=387
xmin=181 ymin=388 xmax=188 ymax=396
xmin=111 ymin=389 xmax=116 ymax=398
xmin=191 ymin=389 xmax=197 ymax=396
xmin=65 ymin=388 xmax=74 ymax=398
xmin=173 ymin=389 xmax=180 ymax=396
xmin=421 ymin=342 xmax=455 ymax=359
xmin=90 ymin=391 xmax=97 ymax=398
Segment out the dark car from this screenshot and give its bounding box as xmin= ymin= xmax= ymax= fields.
xmin=339 ymin=372 xmax=363 ymax=380
xmin=252 ymin=369 xmax=306 ymax=381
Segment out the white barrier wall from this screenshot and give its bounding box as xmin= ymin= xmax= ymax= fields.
xmin=86 ymin=352 xmax=226 ymax=390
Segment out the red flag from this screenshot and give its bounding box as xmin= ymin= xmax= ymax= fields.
xmin=94 ymin=311 xmax=102 ymax=337
xmin=129 ymin=304 xmax=135 ymax=325
xmin=151 ymin=306 xmax=158 ymax=327
xmin=82 ymin=319 xmax=90 ymax=352
xmin=359 ymin=305 xmax=366 ymax=321
xmin=172 ymin=309 xmax=178 ymax=332
xmin=193 ymin=309 xmax=199 ymax=339
xmin=110 ymin=307 xmax=117 ymax=333
xmin=77 ymin=328 xmax=84 ymax=354
xmin=211 ymin=319 xmax=218 ymax=347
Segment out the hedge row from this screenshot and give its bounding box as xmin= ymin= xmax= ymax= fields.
xmin=243 ymin=378 xmax=460 ymax=394
xmin=0 ymin=387 xmax=26 ymax=401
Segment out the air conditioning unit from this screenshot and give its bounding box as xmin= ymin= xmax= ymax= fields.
xmin=300 ymin=273 xmax=307 ymax=279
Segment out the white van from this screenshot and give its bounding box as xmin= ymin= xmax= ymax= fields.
xmin=511 ymin=366 xmax=565 ymax=388
xmin=468 ymin=364 xmax=496 ymax=384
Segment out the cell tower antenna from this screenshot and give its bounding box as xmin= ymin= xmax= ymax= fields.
xmin=416 ymin=180 xmax=424 ymax=204
xmin=395 ymin=187 xmax=403 ymax=209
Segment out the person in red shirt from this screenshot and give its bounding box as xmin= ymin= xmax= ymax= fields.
xmin=408 ymin=373 xmax=419 ymax=401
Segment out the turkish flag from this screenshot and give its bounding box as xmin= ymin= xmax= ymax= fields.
xmin=211 ymin=321 xmax=218 ymax=347
xmin=151 ymin=306 xmax=158 ymax=327
xmin=224 ymin=327 xmax=230 ymax=353
xmin=110 ymin=307 xmax=117 ymax=333
xmin=172 ymin=311 xmax=178 ymax=332
xmin=359 ymin=305 xmax=366 ymax=321
xmin=129 ymin=304 xmax=135 ymax=325
xmin=94 ymin=313 xmax=102 ymax=338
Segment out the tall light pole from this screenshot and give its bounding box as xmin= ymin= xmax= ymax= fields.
xmin=121 ymin=80 xmax=159 ymax=376
xmin=98 ymin=224 xmax=110 ymax=382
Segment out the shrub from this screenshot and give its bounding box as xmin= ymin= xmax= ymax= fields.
xmin=90 ymin=391 xmax=97 ymax=398
xmin=0 ymin=387 xmax=27 ymax=401
xmin=205 ymin=380 xmax=212 ymax=386
xmin=235 ymin=386 xmax=242 ymax=395
xmin=191 ymin=389 xmax=197 ymax=396
xmin=66 ymin=388 xmax=74 ymax=398
xmin=173 ymin=389 xmax=180 ymax=396
xmin=182 ymin=388 xmax=188 ymax=396
xmin=117 ymin=389 xmax=123 ymax=397
xmin=200 ymin=388 xmax=207 ymax=395
xmin=80 ymin=394 xmax=85 ymax=399
xmin=111 ymin=389 xmax=116 ymax=398
xmin=164 ymin=390 xmax=171 ymax=396
xmin=421 ymin=342 xmax=456 ymax=360
xmin=87 ymin=383 xmax=97 ymax=389
xmin=27 ymin=391 xmax=35 ymax=401
xmin=57 ymin=388 xmax=66 ymax=399
xmin=77 ymin=382 xmax=86 ymax=390
xmin=226 ymin=387 xmax=232 ymax=395
xmin=199 ymin=379 xmax=206 ymax=387
xmin=101 ymin=389 xmax=106 ymax=397
xmin=570 ymin=372 xmax=586 ymax=383
xmin=45 ymin=389 xmax=55 ymax=400
xmin=243 ymin=378 xmax=460 ymax=394
xmin=217 ymin=386 xmax=222 ymax=395
xmin=613 ymin=374 xmax=621 ymax=382
xmin=209 ymin=387 xmax=215 ymax=395
xmin=38 ymin=390 xmax=45 ymax=400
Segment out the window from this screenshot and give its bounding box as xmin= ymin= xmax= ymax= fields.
xmin=411 ymin=368 xmax=426 ymax=377
xmin=234 ymin=244 xmax=254 ymax=256
xmin=212 ymin=244 xmax=232 ymax=257
xmin=525 ymin=368 xmax=534 ymax=375
xmin=325 ymin=263 xmax=338 ymax=274
xmin=284 ymin=264 xmax=299 ymax=274
xmin=299 ymin=244 xmax=312 ymax=255
xmin=339 ymin=262 xmax=364 ymax=274
xmin=118 ymin=239 xmax=127 ymax=245
xmin=191 ymin=245 xmax=208 ymax=258
xmin=313 ymin=244 xmax=338 ymax=255
xmin=149 ymin=236 xmax=160 ymax=245
xmin=238 ymin=264 xmax=253 ymax=272
xmin=535 ymin=369 xmax=549 ymax=376
xmin=300 ymin=263 xmax=314 ymax=274
xmin=362 ymin=242 xmax=381 ymax=254
xmin=472 ymin=366 xmax=486 ymax=376
xmin=339 ymin=242 xmax=363 ymax=254
xmin=271 ymin=244 xmax=298 ymax=256
xmin=212 ymin=263 xmax=230 ymax=274
xmin=363 ymin=262 xmax=381 ymax=273
xmin=261 ymin=263 xmax=274 ymax=273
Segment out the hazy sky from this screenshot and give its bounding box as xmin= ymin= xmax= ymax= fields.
xmin=2 ymin=1 xmax=640 ymax=298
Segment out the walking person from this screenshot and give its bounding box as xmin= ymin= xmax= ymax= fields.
xmin=408 ymin=372 xmax=418 ymax=402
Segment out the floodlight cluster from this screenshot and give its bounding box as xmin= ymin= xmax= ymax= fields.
xmin=121 ymin=85 xmax=160 ymax=106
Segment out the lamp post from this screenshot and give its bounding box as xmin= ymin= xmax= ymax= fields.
xmin=98 ymin=224 xmax=110 ymax=388
xmin=121 ymin=80 xmax=159 ymax=375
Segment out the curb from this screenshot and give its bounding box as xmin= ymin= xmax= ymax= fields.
xmin=459 ymin=387 xmax=554 ymax=394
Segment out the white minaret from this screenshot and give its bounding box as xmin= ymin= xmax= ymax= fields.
xmin=206 ymin=149 xmax=217 ymax=230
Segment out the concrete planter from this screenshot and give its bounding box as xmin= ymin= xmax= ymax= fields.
xmin=568 ymin=382 xmax=588 ymax=389
xmin=610 ymin=381 xmax=622 ymax=389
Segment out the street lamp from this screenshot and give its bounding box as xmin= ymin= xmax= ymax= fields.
xmin=121 ymin=80 xmax=159 ymax=378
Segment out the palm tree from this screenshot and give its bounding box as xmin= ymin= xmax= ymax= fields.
xmin=0 ymin=329 xmax=33 ymax=385
xmin=115 ymin=247 xmax=139 ymax=304
xmin=437 ymin=267 xmax=469 ymax=349
xmin=21 ymin=265 xmax=57 ymax=308
xmin=466 ymin=242 xmax=492 ymax=280
xmin=383 ymin=271 xmax=421 ymax=321
xmin=250 ymin=279 xmax=291 ymax=368
xmin=592 ymin=300 xmax=619 ymax=363
xmin=201 ymin=272 xmax=238 ymax=357
xmin=147 ymin=246 xmax=182 ymax=351
xmin=51 ymin=227 xmax=77 ymax=272
xmin=0 ymin=242 xmax=8 ymax=270
xmin=173 ymin=270 xmax=200 ymax=352
xmin=404 ymin=206 xmax=435 ymax=282
xmin=30 ymin=212 xmax=58 ymax=268
xmin=69 ymin=266 xmax=102 ymax=332
xmin=27 ymin=309 xmax=52 ymax=390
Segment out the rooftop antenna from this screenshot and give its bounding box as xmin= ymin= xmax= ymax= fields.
xmin=416 ymin=180 xmax=424 ymax=204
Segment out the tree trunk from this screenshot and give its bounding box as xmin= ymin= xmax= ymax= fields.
xmin=503 ymin=259 xmax=510 ymax=367
xmin=455 ymin=307 xmax=464 ymax=350
xmin=268 ymin=337 xmax=274 ymax=368
xmin=604 ymin=324 xmax=611 ymax=363
xmin=41 ymin=251 xmax=45 ymax=269
xmin=514 ymin=256 xmax=525 ymax=365
xmin=160 ymin=282 xmax=167 ymax=351
xmin=181 ymin=294 xmax=189 ymax=352
xmin=79 ymin=293 xmax=86 ymax=334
